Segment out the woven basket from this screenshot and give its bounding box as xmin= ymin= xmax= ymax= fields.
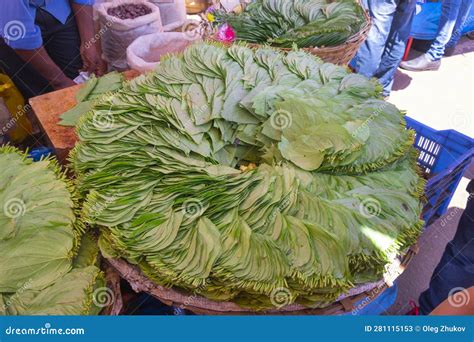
xmin=105 ymin=245 xmax=418 ymax=315
xmin=296 ymin=5 xmax=371 ymax=66
xmin=212 ymin=1 xmax=371 ymax=66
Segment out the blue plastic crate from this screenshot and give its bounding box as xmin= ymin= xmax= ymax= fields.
xmin=343 ymin=284 xmax=398 ymax=316
xmin=405 ymin=116 xmax=474 ymax=226
xmin=28 ymin=147 xmax=53 ymax=162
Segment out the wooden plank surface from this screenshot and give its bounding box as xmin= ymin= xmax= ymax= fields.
xmin=29 ymin=70 xmax=140 ymax=164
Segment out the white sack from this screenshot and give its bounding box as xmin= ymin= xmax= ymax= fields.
xmin=97 ymin=0 xmax=163 ymax=70
xmin=149 ymin=0 xmax=187 ymax=31
xmin=127 ymin=32 xmax=199 ymax=73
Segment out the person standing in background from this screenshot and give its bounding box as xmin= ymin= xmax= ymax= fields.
xmin=350 ymin=0 xmax=417 ymax=99
xmin=0 ymin=0 xmax=106 ymax=100
xmin=400 ymin=0 xmax=473 ymax=71
xmin=404 ymin=181 xmax=474 ymax=316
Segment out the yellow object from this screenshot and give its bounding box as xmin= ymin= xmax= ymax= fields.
xmin=185 ymin=0 xmax=210 ymax=14
xmin=0 ymin=74 xmax=33 ymax=142
xmin=207 ymin=12 xmax=215 ymax=22
xmin=232 ymin=4 xmax=244 ymax=14
xmin=239 ymin=163 xmax=257 ymax=172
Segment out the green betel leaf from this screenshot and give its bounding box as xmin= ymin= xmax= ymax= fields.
xmin=59 ymin=100 xmax=95 ymax=127
xmin=5 ymin=266 xmax=104 ymax=315
xmin=76 ymin=75 xmax=98 ymax=103
xmin=61 ymin=72 xmax=125 ymax=127
xmin=0 ymin=228 xmax=73 ymax=292
xmin=73 ymin=234 xmax=100 ymax=269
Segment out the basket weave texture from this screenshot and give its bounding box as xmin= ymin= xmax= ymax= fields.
xmin=298 ymin=7 xmax=371 ymax=65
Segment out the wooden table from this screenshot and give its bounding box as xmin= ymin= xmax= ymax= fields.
xmin=29 ymin=70 xmax=139 ymax=164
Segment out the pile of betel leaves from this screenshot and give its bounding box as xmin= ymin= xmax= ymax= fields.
xmin=214 ymin=0 xmax=367 ymax=48
xmin=72 ymin=42 xmax=424 ymax=310
xmin=0 ymin=146 xmax=104 ymax=315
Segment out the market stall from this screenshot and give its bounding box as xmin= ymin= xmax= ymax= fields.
xmin=1 ymin=0 xmax=473 ymax=319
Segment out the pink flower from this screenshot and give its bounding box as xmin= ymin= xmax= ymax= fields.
xmin=216 ymin=23 xmax=236 ymax=43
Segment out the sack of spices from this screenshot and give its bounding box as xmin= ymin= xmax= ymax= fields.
xmin=97 ymin=0 xmax=163 ymax=70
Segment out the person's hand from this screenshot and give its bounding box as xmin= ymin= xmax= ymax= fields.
xmin=73 ymin=4 xmax=107 ymax=76
xmin=80 ymin=43 xmax=107 ymax=76
xmin=51 ymin=76 xmax=76 ymax=90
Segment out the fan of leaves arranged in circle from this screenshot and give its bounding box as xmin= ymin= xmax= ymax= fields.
xmin=0 ymin=146 xmax=105 ymax=315
xmin=73 ymin=43 xmax=424 ymax=310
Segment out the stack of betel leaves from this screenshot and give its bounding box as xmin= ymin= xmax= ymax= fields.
xmin=59 ymin=72 xmax=123 ymax=127
xmin=72 ymin=42 xmax=424 ymax=310
xmin=214 ymin=0 xmax=367 ymax=48
xmin=0 ymin=146 xmax=105 ymax=315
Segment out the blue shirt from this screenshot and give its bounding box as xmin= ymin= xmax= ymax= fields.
xmin=0 ymin=0 xmax=94 ymax=50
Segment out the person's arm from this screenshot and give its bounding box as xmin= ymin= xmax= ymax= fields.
xmin=430 ymin=287 xmax=474 ymax=315
xmin=1 ymin=1 xmax=75 ymax=89
xmin=14 ymin=48 xmax=76 ymax=89
xmin=71 ymin=1 xmax=107 ymax=76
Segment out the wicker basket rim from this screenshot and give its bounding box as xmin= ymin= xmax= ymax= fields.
xmin=106 ymin=245 xmax=417 ymax=315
